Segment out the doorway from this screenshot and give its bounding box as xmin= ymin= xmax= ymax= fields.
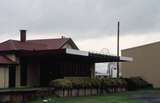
xmin=9 ymin=65 xmax=16 ymax=87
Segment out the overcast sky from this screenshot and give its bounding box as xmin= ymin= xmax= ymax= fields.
xmin=0 ymin=0 xmax=160 ymax=55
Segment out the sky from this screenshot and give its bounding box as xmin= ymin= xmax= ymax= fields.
xmin=0 ymin=0 xmax=160 ymax=54
xmin=0 ymin=0 xmax=160 ymax=52
xmin=0 ymin=0 xmax=160 ymax=73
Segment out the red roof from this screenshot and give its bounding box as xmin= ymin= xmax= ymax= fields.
xmin=0 ymin=56 xmax=16 ymax=64
xmin=0 ymin=38 xmax=78 ymax=51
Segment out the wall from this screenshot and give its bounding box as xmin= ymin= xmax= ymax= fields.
xmin=64 ymin=63 xmax=95 ymax=78
xmin=0 ymin=66 xmax=9 ymax=88
xmin=15 ymin=65 xmax=21 ymax=87
xmin=6 ymin=54 xmax=17 ymax=62
xmin=121 ymin=42 xmax=160 ymax=88
xmin=6 ymin=54 xmax=21 ymax=87
xmin=62 ymin=43 xmax=73 ymax=49
xmin=27 ymin=62 xmax=40 ymax=87
xmin=90 ymin=63 xmax=95 ymax=78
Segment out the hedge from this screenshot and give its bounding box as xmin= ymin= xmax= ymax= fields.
xmin=125 ymin=77 xmax=153 ymax=90
xmin=49 ymin=79 xmax=72 ymax=89
xmin=50 ymin=77 xmax=152 ymax=90
xmin=50 ymin=78 xmax=101 ymax=89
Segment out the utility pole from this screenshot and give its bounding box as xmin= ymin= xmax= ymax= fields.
xmin=117 ymin=21 xmax=120 ymax=78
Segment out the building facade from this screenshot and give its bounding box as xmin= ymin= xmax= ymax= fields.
xmin=121 ymin=42 xmax=160 ymax=88
xmin=0 ymin=30 xmax=130 ymax=88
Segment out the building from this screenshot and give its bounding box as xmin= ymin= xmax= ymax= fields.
xmin=95 ymin=71 xmax=108 ymax=79
xmin=95 ymin=62 xmax=118 ymax=78
xmin=121 ymin=41 xmax=160 ymax=88
xmin=0 ymin=30 xmax=130 ymax=88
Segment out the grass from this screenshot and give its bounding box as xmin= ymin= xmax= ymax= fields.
xmin=29 ymin=94 xmax=142 ymax=103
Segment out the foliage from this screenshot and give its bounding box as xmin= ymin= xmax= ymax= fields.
xmin=50 ymin=78 xmax=127 ymax=89
xmin=50 ymin=77 xmax=152 ymax=90
xmin=50 ymin=79 xmax=72 ymax=89
xmin=90 ymin=78 xmax=101 ymax=88
xmin=101 ymin=78 xmax=113 ymax=88
xmin=50 ymin=78 xmax=102 ymax=89
xmin=125 ymin=77 xmax=153 ymax=90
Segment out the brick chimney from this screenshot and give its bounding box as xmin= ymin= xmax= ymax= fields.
xmin=20 ymin=30 xmax=26 ymax=42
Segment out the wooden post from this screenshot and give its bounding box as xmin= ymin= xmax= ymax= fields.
xmin=117 ymin=21 xmax=120 ymax=78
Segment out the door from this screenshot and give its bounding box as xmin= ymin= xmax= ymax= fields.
xmin=9 ymin=65 xmax=16 ymax=88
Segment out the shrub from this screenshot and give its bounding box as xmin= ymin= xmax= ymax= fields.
xmin=49 ymin=77 xmax=152 ymax=90
xmin=70 ymin=78 xmax=82 ymax=88
xmin=50 ymin=79 xmax=72 ymax=89
xmin=101 ymin=78 xmax=113 ymax=88
xmin=110 ymin=78 xmax=119 ymax=87
xmin=50 ymin=78 xmax=101 ymax=89
xmin=90 ymin=78 xmax=101 ymax=88
xmin=125 ymin=77 xmax=153 ymax=90
xmin=116 ymin=79 xmax=127 ymax=87
xmin=81 ymin=78 xmax=92 ymax=88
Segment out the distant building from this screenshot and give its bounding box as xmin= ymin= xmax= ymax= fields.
xmin=95 ymin=71 xmax=108 ymax=79
xmin=95 ymin=62 xmax=122 ymax=78
xmin=107 ymin=62 xmax=118 ymax=78
xmin=121 ymin=42 xmax=160 ymax=88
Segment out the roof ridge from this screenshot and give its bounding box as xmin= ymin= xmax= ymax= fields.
xmin=0 ymin=40 xmax=18 ymax=50
xmin=59 ymin=38 xmax=79 ymax=49
xmin=58 ymin=38 xmax=71 ymax=48
xmin=27 ymin=37 xmax=70 ymax=41
xmin=122 ymin=40 xmax=160 ymax=51
xmin=0 ymin=37 xmax=76 ymax=51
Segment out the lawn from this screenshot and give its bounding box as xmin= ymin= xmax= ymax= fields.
xmin=29 ymin=94 xmax=141 ymax=103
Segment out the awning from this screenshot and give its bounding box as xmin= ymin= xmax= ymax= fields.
xmin=66 ymin=49 xmax=132 ymax=62
xmin=9 ymin=48 xmax=132 ymax=63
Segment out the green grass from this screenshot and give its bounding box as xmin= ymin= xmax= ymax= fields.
xmin=29 ymin=94 xmax=141 ymax=103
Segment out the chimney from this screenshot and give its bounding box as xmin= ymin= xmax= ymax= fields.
xmin=20 ymin=30 xmax=26 ymax=42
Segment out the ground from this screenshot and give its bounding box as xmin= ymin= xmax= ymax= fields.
xmin=29 ymin=90 xmax=160 ymax=103
xmin=129 ymin=90 xmax=160 ymax=103
xmin=30 ymin=95 xmax=140 ymax=103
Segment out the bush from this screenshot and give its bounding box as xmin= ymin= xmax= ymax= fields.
xmin=81 ymin=78 xmax=92 ymax=88
xmin=101 ymin=78 xmax=113 ymax=88
xmin=116 ymin=79 xmax=128 ymax=87
xmin=49 ymin=77 xmax=152 ymax=90
xmin=90 ymin=78 xmax=101 ymax=88
xmin=125 ymin=77 xmax=153 ymax=90
xmin=70 ymin=78 xmax=82 ymax=88
xmin=101 ymin=78 xmax=127 ymax=89
xmin=50 ymin=79 xmax=72 ymax=89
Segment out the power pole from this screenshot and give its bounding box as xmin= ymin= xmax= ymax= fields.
xmin=117 ymin=21 xmax=120 ymax=78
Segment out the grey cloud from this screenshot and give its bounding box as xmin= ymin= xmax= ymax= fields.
xmin=0 ymin=0 xmax=159 ymax=40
